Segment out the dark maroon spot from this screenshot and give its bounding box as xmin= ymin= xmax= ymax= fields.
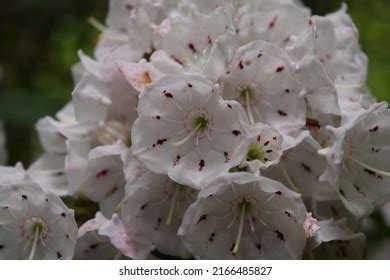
xmin=285 ymin=211 xmax=291 ymax=217
xmin=199 ymin=159 xmax=205 ymax=171
xmin=339 ymin=189 xmax=347 ymax=198
xmin=140 ymin=203 xmax=147 ymax=210
xmin=125 ymin=4 xmax=134 ymax=11
xmin=256 ymin=244 xmax=261 ymax=253
xmin=65 ymin=234 xmax=69 ymax=239
xmin=276 ymin=230 xmax=286 ymax=241
xmin=207 ymin=36 xmax=212 ymax=44
xmin=273 ymin=136 xmax=277 ymax=140
xmin=301 ymin=163 xmax=312 ymax=173
xmin=309 ymin=19 xmax=313 ymax=25
xmin=61 ymin=213 xmax=66 ymax=217
xmin=156 ymin=138 xmax=167 ymax=146
xmin=257 ymin=135 xmax=261 ymax=142
xmin=264 ymin=158 xmax=268 ymax=162
xmin=155 ymin=115 xmax=161 ymax=120
xmin=57 ymin=252 xmax=62 ymax=259
xmin=96 ymin=170 xmax=108 ymax=178
xmin=164 ymin=92 xmax=173 ymax=98
xmin=266 ymin=149 xmax=273 ymax=153
xmin=238 ymin=60 xmax=244 ymax=69
xmin=371 ymin=147 xmax=380 ymax=153
xmin=264 ymin=140 xmax=270 ymax=146
xmin=209 ymin=232 xmax=215 ymax=243
xmin=275 ymin=191 xmax=282 ymax=195
xmin=276 ymin=66 xmax=285 ymax=73
xmin=21 ymin=195 xmax=28 ymax=200
xmin=268 ymin=16 xmax=278 ymax=29
xmin=89 ymin=243 xmax=98 ymax=250
xmin=224 ymin=152 xmax=230 ymax=163
xmin=187 ymin=83 xmax=193 ymax=88
xmin=364 ymin=168 xmax=377 ymax=177
xmin=45 ymin=198 xmax=48 ymax=202
xmin=369 ymin=126 xmax=379 ymax=132
xmin=173 ymin=155 xmax=181 ymax=166
xmin=0 ymin=245 xmax=4 ymax=250
xmin=257 ymin=53 xmax=263 ymax=58
xmin=197 ymin=214 xmax=208 ymax=224
xmin=277 ymin=110 xmax=287 ymax=116
xmin=306 ymin=118 xmax=321 ymax=130
xmin=171 ymin=55 xmax=183 ymax=65
xmin=188 ymin=43 xmax=197 ymax=53
xmin=285 ymin=89 xmax=290 ymax=93
xmin=232 ymin=130 xmax=241 ymax=136
xmin=227 ymin=103 xmax=232 ymax=109
xmin=353 ymin=184 xmax=366 ymax=197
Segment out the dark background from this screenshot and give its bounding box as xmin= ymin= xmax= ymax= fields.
xmin=0 ymin=0 xmax=389 ymax=257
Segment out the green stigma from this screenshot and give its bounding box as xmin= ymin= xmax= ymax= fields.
xmin=193 ymin=115 xmax=209 ymax=132
xmin=238 ymin=199 xmax=251 ymax=212
xmin=246 ymin=143 xmax=265 ymax=161
xmin=240 ymin=85 xmax=254 ymax=99
xmin=31 ymin=222 xmax=44 ymax=234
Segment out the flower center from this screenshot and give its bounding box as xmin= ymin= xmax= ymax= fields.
xmin=172 ymin=114 xmax=209 ymax=148
xmin=23 ymin=217 xmax=49 ymax=260
xmin=246 ymin=143 xmax=266 ymax=161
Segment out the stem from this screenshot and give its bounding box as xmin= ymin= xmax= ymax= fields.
xmin=232 ymin=202 xmax=246 ymax=254
xmin=348 ymin=155 xmax=390 ymax=178
xmin=87 ymin=17 xmax=106 ymax=33
xmin=165 ymin=184 xmax=180 ymax=225
xmin=28 ymin=227 xmax=40 ymax=260
xmin=280 ymin=164 xmax=300 ymax=193
xmin=171 ymin=123 xmax=202 ymax=148
xmin=245 ymin=90 xmax=255 ymax=125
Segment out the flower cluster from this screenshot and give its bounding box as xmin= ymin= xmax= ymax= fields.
xmin=1 ymin=0 xmax=389 ymax=259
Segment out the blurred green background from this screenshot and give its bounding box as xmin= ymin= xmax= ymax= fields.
xmin=0 ymin=0 xmax=389 ymax=257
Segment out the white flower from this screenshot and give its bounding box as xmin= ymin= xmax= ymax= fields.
xmin=132 ymin=74 xmax=250 ymax=188
xmin=237 ymin=0 xmax=311 ymax=47
xmin=0 ymin=178 xmax=78 ymax=260
xmin=65 ymin=139 xmax=126 ymax=209
xmin=178 ymin=172 xmax=308 ymax=259
xmin=75 ymin=212 xmax=122 ymax=260
xmin=121 ymin=171 xmax=197 ymax=259
xmin=223 ymin=40 xmax=306 ymax=134
xmin=263 ymin=133 xmax=334 ymax=198
xmin=240 ymin=123 xmax=283 ymax=174
xmin=307 ymin=218 xmax=366 ymax=259
xmin=319 ymin=102 xmax=390 ymax=218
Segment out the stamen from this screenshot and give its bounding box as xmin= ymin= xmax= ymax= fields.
xmin=232 ymin=201 xmax=247 ymax=254
xmin=87 ymin=17 xmax=106 ymax=33
xmin=335 ymin=83 xmax=364 ymax=89
xmin=244 ymin=87 xmax=255 ymax=124
xmin=28 ymin=226 xmax=41 ymax=260
xmin=280 ymin=164 xmax=300 ymax=193
xmin=348 ymin=155 xmax=390 ymax=178
xmin=165 ymin=184 xmax=180 ymax=225
xmin=172 ymin=123 xmax=202 ymax=148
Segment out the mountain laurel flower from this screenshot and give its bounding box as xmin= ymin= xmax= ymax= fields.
xmin=178 ymin=173 xmax=308 ymax=259
xmin=131 ymin=74 xmax=251 ymax=189
xmin=0 ymin=175 xmax=78 ymax=260
xmin=1 ymin=0 xmax=388 ymax=260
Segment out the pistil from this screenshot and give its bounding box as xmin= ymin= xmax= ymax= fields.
xmin=166 ymin=184 xmax=180 ymax=225
xmin=232 ymin=201 xmax=248 ymax=254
